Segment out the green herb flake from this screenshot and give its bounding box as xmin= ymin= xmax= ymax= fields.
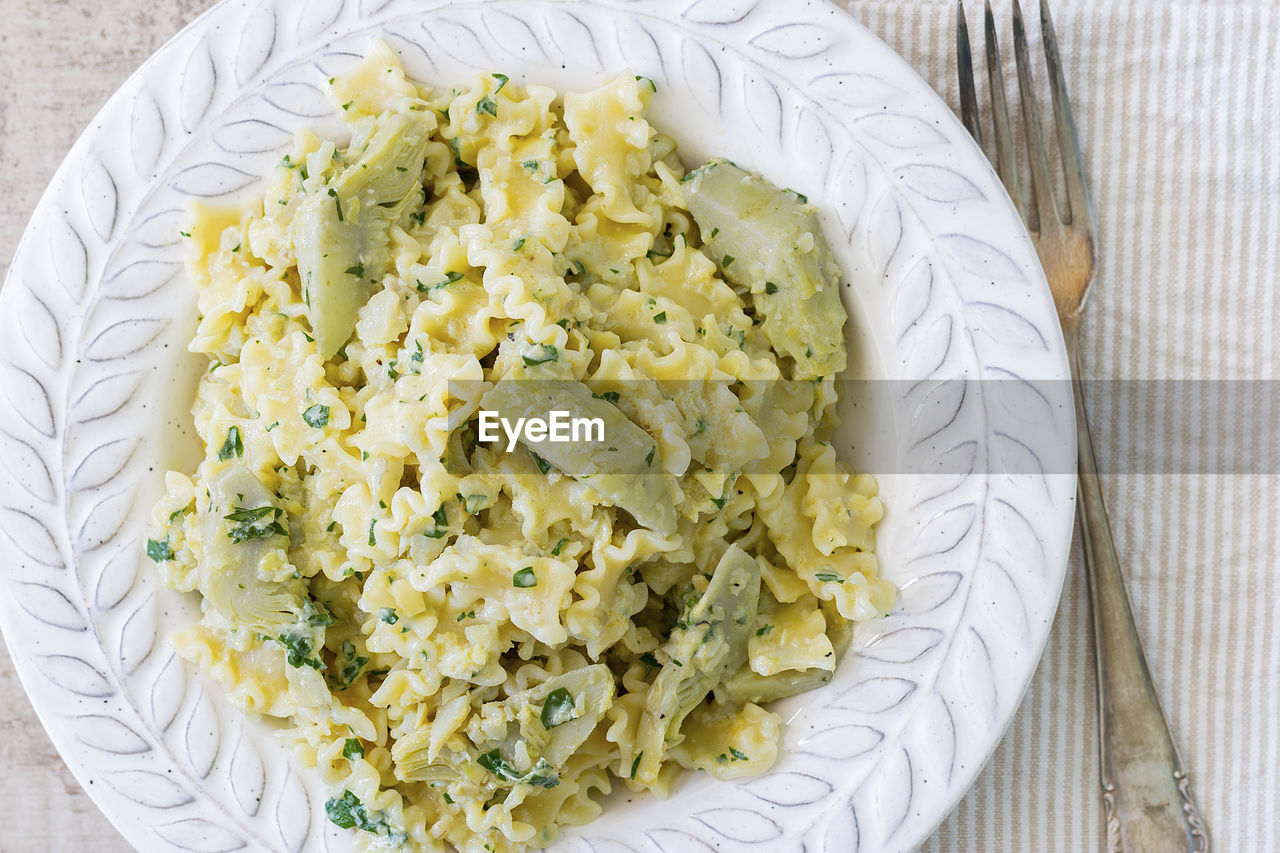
xmin=302 ymin=403 xmax=330 ymax=428
xmin=710 ymin=226 xmax=719 ymax=238
xmin=530 ymin=451 xmax=552 ymax=475
xmin=225 ymin=505 xmax=286 ymax=543
xmin=550 ymin=537 xmax=570 ymax=556
xmin=653 ymin=311 xmax=667 ymax=324
xmin=513 ymin=237 xmax=526 ymax=251
xmin=342 ymin=738 xmax=365 ymax=760
xmin=418 ymin=271 xmax=464 ymax=293
xmin=477 ymin=95 xmax=498 ymax=117
xmin=367 ymin=519 xmax=377 ymax=547
xmin=630 ymin=752 xmax=643 ymax=779
xmin=217 ymin=425 xmax=244 ymax=461
xmin=425 ymin=505 xmax=449 ymax=539
xmin=277 ymin=630 xmax=324 ymax=670
xmin=764 ymin=281 xmax=779 ymax=295
xmin=635 ymin=75 xmax=657 ymax=92
xmin=814 ymin=572 xmax=844 ymax=583
xmin=146 ymin=538 xmax=174 ymax=562
xmin=540 ymin=687 xmax=575 ymax=728
xmin=492 ymin=72 xmax=509 ymax=92
xmin=327 ymin=187 xmax=343 ymax=221
xmin=379 ymin=608 xmax=399 ymax=625
xmin=512 ymin=566 xmax=537 ymax=588
xmin=639 ymin=652 xmax=660 ymax=670
xmin=729 ymin=747 xmax=749 ymax=761
xmin=335 ymin=639 xmax=370 ymax=689
xmin=522 ymin=344 xmax=559 ymax=367
xmin=341 ymin=100 xmax=354 ymax=111
xmin=722 ymin=254 xmax=735 ymax=267
xmin=755 ymin=625 xmax=773 ymax=637
xmin=344 ymin=261 xmax=365 ymax=278
xmin=644 ymin=447 xmax=656 ymax=467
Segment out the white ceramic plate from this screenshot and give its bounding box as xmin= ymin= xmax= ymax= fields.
xmin=0 ymin=1 xmax=1074 ymax=851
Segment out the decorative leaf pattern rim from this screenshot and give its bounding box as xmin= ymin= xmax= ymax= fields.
xmin=0 ymin=1 xmax=1075 ymax=852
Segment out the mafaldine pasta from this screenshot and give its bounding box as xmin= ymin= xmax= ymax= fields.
xmin=147 ymin=42 xmax=894 ymax=853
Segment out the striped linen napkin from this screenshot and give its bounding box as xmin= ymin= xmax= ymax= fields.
xmin=843 ymin=1 xmax=1279 ymax=850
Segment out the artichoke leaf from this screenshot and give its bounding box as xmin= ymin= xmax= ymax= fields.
xmin=297 ymin=112 xmax=431 ymax=358
xmin=681 ymin=160 xmax=847 ymax=379
xmin=634 ymin=544 xmax=760 ymax=782
xmin=480 ymin=377 xmax=676 ymax=536
xmin=198 ymin=464 xmax=305 ymax=635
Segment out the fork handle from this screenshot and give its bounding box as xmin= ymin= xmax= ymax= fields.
xmin=1066 ymin=324 xmax=1209 ymax=853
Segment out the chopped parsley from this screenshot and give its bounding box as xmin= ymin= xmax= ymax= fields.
xmin=424 ymin=505 xmax=449 ymax=538
xmin=512 ymin=566 xmax=537 ymax=588
xmin=593 ymin=390 xmax=621 ymax=404
xmin=418 ymin=271 xmax=464 ymax=293
xmin=146 ymin=538 xmax=174 ymax=562
xmin=217 ymin=425 xmax=243 ymax=460
xmin=653 ymin=311 xmax=667 ymax=324
xmin=477 ymin=750 xmax=559 ymax=789
xmin=550 ymin=537 xmax=570 ymax=556
xmin=367 ymin=519 xmax=377 ymax=546
xmin=722 ymin=254 xmax=735 ymax=267
xmin=277 ymin=630 xmax=323 ymax=670
xmin=334 ymin=639 xmax=369 ymax=689
xmin=302 ymin=599 xmax=335 ymax=627
xmin=522 ymin=343 xmax=559 ymax=366
xmin=513 ymin=236 xmax=526 ymax=251
xmin=302 ymin=404 xmax=330 ymax=428
xmin=540 ymin=687 xmax=575 ymax=728
xmin=755 ymin=625 xmax=773 ymax=637
xmin=492 ymin=72 xmax=510 ymax=92
xmin=630 ymin=752 xmax=643 ymax=779
xmin=327 ymin=187 xmax=343 ymax=221
xmin=729 ymin=747 xmax=749 ymax=761
xmin=379 ymin=608 xmax=399 ymax=625
xmin=224 ymin=505 xmax=286 ymax=543
xmin=764 ymin=281 xmax=779 ymax=294
xmin=644 ymin=447 xmax=656 ymax=467
xmin=477 ymin=95 xmax=498 ymax=117
xmin=342 ymin=738 xmax=365 ymax=760
xmin=344 ymin=261 xmax=365 ymax=278
xmin=530 ymin=451 xmax=552 ymax=475
xmin=324 ymin=790 xmax=400 ymax=838
xmin=814 ymin=572 xmax=844 ymax=583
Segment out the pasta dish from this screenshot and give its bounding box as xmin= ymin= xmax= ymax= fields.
xmin=147 ymin=43 xmax=893 ymax=852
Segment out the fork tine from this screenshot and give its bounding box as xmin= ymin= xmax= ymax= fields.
xmin=1039 ymin=0 xmax=1094 ymax=238
xmin=1011 ymin=0 xmax=1058 ymax=233
xmin=984 ymin=0 xmax=1021 ymax=217
xmin=955 ymin=1 xmax=983 ymax=147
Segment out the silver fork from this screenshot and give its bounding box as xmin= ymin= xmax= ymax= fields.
xmin=955 ymin=2 xmax=1209 ymax=850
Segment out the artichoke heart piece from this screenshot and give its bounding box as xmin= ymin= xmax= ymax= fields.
xmin=715 ymin=598 xmax=850 ymax=705
xmin=715 ymin=666 xmax=833 ymax=706
xmin=391 ymin=665 xmax=615 ymax=786
xmin=634 ymin=544 xmax=761 ymax=782
xmin=198 ymin=464 xmax=305 ymax=635
xmin=480 ymin=378 xmax=676 ymax=536
xmin=681 ymin=160 xmax=847 ymax=379
xmin=296 ymin=113 xmax=431 ymax=358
